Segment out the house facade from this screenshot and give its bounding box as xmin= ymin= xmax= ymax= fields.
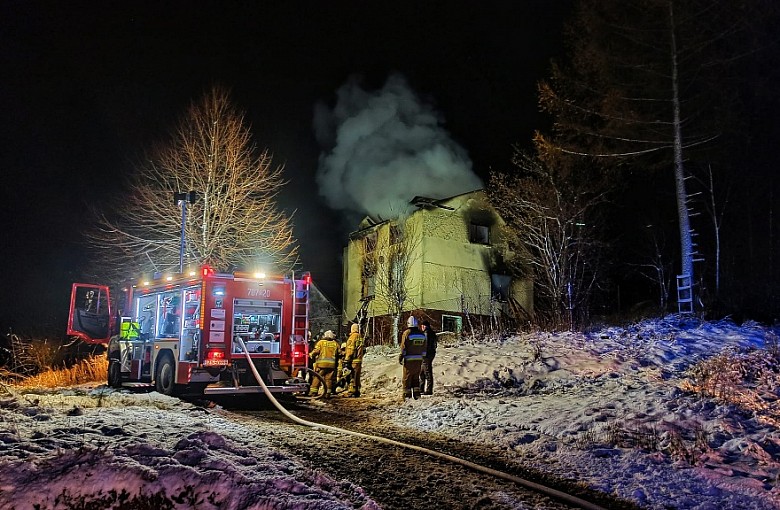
xmin=342 ymin=190 xmax=533 ymax=344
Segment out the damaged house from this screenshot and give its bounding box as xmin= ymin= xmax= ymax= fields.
xmin=342 ymin=189 xmax=533 ymax=344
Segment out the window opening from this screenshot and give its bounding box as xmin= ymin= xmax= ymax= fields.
xmin=364 ymin=233 xmax=377 ymax=254
xmin=389 ymin=224 xmax=401 ymax=245
xmin=441 ymin=314 xmax=462 ymax=334
xmin=362 ymin=273 xmax=376 ymax=299
xmin=491 ymin=274 xmax=511 ymax=302
xmin=469 ymin=223 xmax=490 ymax=244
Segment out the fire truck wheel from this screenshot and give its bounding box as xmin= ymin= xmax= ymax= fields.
xmin=155 ymin=355 xmax=176 ymax=396
xmin=107 ymin=359 xmax=122 ymax=389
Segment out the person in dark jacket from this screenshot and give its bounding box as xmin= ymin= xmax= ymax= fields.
xmin=419 ymin=320 xmax=437 ymax=395
xmin=399 ymin=315 xmax=426 ymax=400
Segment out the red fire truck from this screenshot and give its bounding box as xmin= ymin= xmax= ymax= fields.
xmin=67 ymin=266 xmax=312 ymax=397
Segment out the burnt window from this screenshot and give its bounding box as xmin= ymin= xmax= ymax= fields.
xmin=362 ymin=273 xmax=375 ymax=299
xmin=389 ymin=224 xmax=401 ymax=245
xmin=491 ymin=274 xmax=511 ymax=302
xmin=469 ymin=223 xmax=490 ymax=244
xmin=364 ymin=233 xmax=377 ymax=254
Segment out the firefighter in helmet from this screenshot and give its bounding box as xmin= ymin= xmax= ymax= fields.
xmin=399 ymin=315 xmax=426 ymax=400
xmin=344 ymin=323 xmax=365 ymax=397
xmin=308 ymin=330 xmax=339 ymax=397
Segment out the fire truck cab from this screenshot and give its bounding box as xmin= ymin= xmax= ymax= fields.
xmin=67 ymin=267 xmax=311 ymax=397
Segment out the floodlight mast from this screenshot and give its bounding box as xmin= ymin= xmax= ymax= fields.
xmin=174 ymin=191 xmax=197 ymax=273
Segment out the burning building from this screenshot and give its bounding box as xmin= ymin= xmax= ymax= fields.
xmin=342 ymin=190 xmax=533 ymax=344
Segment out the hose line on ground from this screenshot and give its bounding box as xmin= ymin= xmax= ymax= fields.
xmin=235 ymin=337 xmax=606 ymax=510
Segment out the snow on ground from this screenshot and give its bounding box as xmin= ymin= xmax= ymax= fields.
xmin=360 ymin=316 xmax=780 ymax=510
xmin=1 ymin=316 xmax=779 ymax=509
xmin=0 ymin=390 xmax=379 ymax=509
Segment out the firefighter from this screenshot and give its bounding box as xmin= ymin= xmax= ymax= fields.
xmin=335 ymin=340 xmax=349 ymax=392
xmin=308 ymin=330 xmax=339 ymax=397
xmin=419 ymin=320 xmax=437 ymax=395
xmin=306 ymin=330 xmax=315 ymax=353
xmin=398 ymin=315 xmax=426 ymax=400
xmin=344 ymin=323 xmax=365 ymax=397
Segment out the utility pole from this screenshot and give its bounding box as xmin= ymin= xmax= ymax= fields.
xmin=174 ymin=191 xmax=197 ymax=273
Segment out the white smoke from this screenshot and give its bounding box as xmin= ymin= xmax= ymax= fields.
xmin=314 ymin=74 xmax=483 ymax=224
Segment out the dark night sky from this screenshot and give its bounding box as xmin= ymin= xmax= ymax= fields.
xmin=0 ymin=1 xmax=573 ymax=334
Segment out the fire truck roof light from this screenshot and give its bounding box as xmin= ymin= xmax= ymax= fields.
xmin=254 ymin=272 xmax=266 ymax=279
xmin=143 ymin=281 xmax=150 ymax=286
xmin=166 ymin=276 xmax=173 ymax=281
xmin=302 ymin=272 xmax=312 ymax=285
xmin=202 ymin=265 xmax=215 ymax=277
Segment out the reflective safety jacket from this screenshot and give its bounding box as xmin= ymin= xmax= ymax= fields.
xmin=310 ymin=338 xmax=339 ymax=369
xmin=399 ymin=327 xmax=426 ymax=362
xmin=345 ymin=332 xmax=365 ymax=365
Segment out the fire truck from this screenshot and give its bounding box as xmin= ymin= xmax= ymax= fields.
xmin=66 ymin=266 xmax=312 ymax=397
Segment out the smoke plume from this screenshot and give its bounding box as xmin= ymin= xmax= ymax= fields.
xmin=314 ymin=74 xmax=482 ymax=226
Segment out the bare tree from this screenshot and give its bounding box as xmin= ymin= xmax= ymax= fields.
xmin=490 ymin=151 xmax=607 ymax=329
xmin=632 ymin=227 xmax=674 ymax=313
xmin=372 ymin=220 xmax=421 ymax=346
xmin=86 ymin=86 xmax=297 ymax=281
xmin=697 ymin=164 xmax=730 ymax=299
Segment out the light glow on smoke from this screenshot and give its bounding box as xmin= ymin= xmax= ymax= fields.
xmin=314 ymin=73 xmax=482 ymax=224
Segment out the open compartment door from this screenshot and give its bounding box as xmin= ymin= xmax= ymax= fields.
xmin=67 ymin=283 xmax=112 ymax=344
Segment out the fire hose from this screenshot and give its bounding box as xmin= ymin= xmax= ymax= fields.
xmin=235 ymin=336 xmax=606 ymax=510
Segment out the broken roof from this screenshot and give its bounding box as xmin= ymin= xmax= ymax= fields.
xmin=410 ymin=196 xmax=455 ymax=210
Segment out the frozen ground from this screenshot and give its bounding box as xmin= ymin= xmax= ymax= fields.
xmin=360 ymin=316 xmax=780 ymax=510
xmin=0 ymin=389 xmax=380 ymax=509
xmin=1 ymin=316 xmax=779 ymax=509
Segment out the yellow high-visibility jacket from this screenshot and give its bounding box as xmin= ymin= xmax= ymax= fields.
xmin=310 ymin=338 xmax=339 ymax=369
xmin=345 ymin=332 xmax=365 ymax=365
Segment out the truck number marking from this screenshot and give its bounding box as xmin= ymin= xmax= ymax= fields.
xmin=248 ymin=288 xmax=271 ymax=298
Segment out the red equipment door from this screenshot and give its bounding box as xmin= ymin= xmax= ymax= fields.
xmin=67 ymin=283 xmax=113 ymax=344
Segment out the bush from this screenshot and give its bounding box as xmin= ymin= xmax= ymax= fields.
xmin=1 ymin=331 xmax=105 ymax=381
xmin=15 ymin=356 xmax=107 ymax=388
xmin=680 ymin=338 xmax=780 ymax=426
xmin=2 ymin=333 xmax=60 ymax=377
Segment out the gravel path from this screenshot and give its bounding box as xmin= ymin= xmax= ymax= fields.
xmin=224 ymin=396 xmax=631 ymax=510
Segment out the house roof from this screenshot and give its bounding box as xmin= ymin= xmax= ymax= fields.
xmin=410 ymin=196 xmax=455 ymax=210
xmin=350 ymin=216 xmax=389 ymax=238
xmin=349 ymin=188 xmax=487 ymax=238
